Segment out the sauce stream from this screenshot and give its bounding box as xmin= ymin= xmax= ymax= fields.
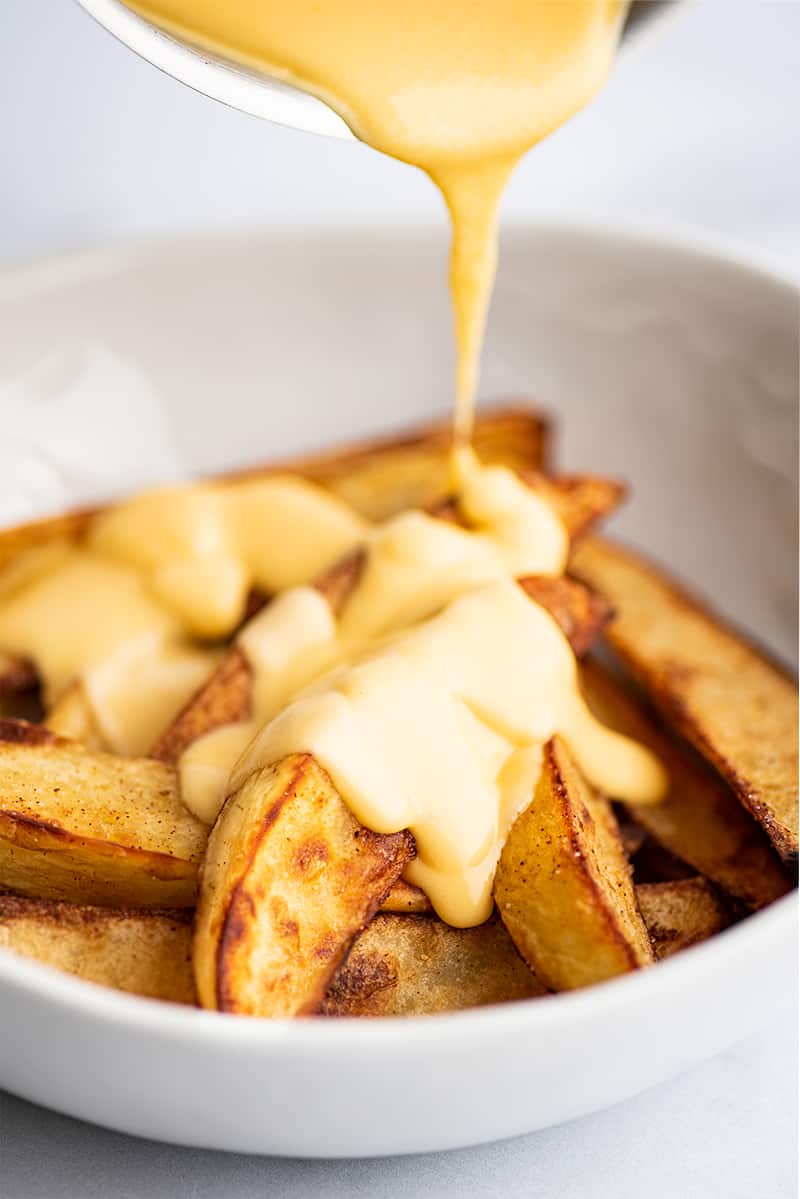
xmin=124 ymin=0 xmax=627 ymax=438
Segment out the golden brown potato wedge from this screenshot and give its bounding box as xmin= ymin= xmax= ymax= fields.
xmin=0 ymin=720 xmax=206 ymax=907
xmin=636 ymin=879 xmax=732 ymax=960
xmin=518 ymin=576 xmax=612 ymax=658
xmin=194 ymin=752 xmax=415 ymax=1017
xmin=149 ymin=647 xmax=254 ymax=765
xmin=526 ymin=473 xmax=626 ymax=541
xmin=0 ymin=408 xmax=548 ymax=742
xmin=323 ymin=914 xmax=546 ymax=1016
xmin=0 ymin=406 xmax=549 ymax=573
xmin=572 ymin=538 xmax=799 ymax=860
xmin=0 ymin=895 xmax=196 ymax=1003
xmin=378 ymin=880 xmax=433 ymax=914
xmin=581 ymin=661 xmax=791 ymax=909
xmin=495 ymin=736 xmax=653 ymax=991
xmin=272 ymin=405 xmax=550 ymax=520
xmin=151 ymin=573 xmax=611 ymax=765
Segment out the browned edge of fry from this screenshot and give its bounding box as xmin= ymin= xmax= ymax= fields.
xmin=572 ymin=537 xmax=799 ymax=861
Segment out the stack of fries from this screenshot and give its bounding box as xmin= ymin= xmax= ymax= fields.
xmin=0 ymin=408 xmax=795 ymax=1017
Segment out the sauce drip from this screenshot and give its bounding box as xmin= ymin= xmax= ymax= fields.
xmin=124 ymin=0 xmax=627 ymax=437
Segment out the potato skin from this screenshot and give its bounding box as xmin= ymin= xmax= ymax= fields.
xmin=636 ymin=879 xmax=732 ymax=960
xmin=0 ymin=720 xmax=206 ymax=907
xmin=0 ymin=895 xmax=196 ymax=1004
xmin=572 ymin=537 xmax=799 ymax=860
xmin=194 ymin=753 xmax=415 ymax=1017
xmin=495 ymin=736 xmax=653 ymax=991
xmin=324 ymin=914 xmax=546 ymax=1016
xmin=580 ymin=661 xmax=791 ymax=910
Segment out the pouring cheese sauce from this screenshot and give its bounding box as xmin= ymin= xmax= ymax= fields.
xmin=124 ymin=0 xmax=627 ymax=439
xmin=0 ymin=0 xmax=667 ymax=926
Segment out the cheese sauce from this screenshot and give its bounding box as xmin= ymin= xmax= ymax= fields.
xmin=174 ymin=454 xmax=667 ymax=924
xmin=178 ymin=453 xmax=575 ymax=821
xmin=231 ymin=579 xmax=664 ymax=926
xmin=0 ymin=476 xmax=366 ymax=748
xmin=123 ymin=0 xmax=627 ymax=438
xmin=0 ymin=0 xmax=668 ymax=927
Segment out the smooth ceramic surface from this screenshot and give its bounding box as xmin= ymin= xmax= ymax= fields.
xmin=0 ymin=227 xmax=797 ymax=1156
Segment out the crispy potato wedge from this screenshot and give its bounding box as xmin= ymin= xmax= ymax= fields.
xmin=0 ymin=876 xmax=731 ymax=1011
xmin=0 ymin=407 xmax=549 ymax=572
xmin=0 ymin=720 xmax=206 ymax=907
xmin=495 ymin=736 xmax=653 ymax=990
xmin=152 ymin=573 xmax=611 ymax=765
xmin=194 ymin=752 xmax=415 ymax=1017
xmin=378 ymin=880 xmax=433 ymax=914
xmin=581 ymin=661 xmax=791 ymax=909
xmin=276 ymin=406 xmax=550 ymax=520
xmin=572 ymin=538 xmax=799 ymax=860
xmin=518 ymin=576 xmax=612 ymax=657
xmin=636 ymin=879 xmax=732 ymax=960
xmin=0 ymin=408 xmax=548 ymax=738
xmin=149 ymin=647 xmax=254 ymax=765
xmin=0 ymin=895 xmax=196 ymax=1003
xmin=323 ymin=914 xmax=546 ymax=1016
xmin=326 ymin=875 xmax=734 ymax=1015
xmin=527 ymin=473 xmax=626 ymax=541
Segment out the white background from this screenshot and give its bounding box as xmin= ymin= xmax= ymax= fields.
xmin=1 ymin=0 xmax=799 ymax=278
xmin=0 ymin=1 xmax=798 ymax=1195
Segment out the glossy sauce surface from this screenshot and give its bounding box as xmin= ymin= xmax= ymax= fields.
xmin=174 ymin=456 xmax=666 ymax=924
xmin=0 ymin=477 xmax=366 ymax=749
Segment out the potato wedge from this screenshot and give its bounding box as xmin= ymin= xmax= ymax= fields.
xmin=0 ymin=407 xmax=549 ymax=573
xmin=194 ymin=752 xmax=415 ymax=1017
xmin=323 ymin=914 xmax=546 ymax=1016
xmin=581 ymin=661 xmax=791 ymax=909
xmin=378 ymin=880 xmax=433 ymax=914
xmin=495 ymin=736 xmax=653 ymax=990
xmin=152 ymin=574 xmax=611 ymax=765
xmin=527 ymin=473 xmax=626 ymax=541
xmin=636 ymin=879 xmax=732 ymax=960
xmin=0 ymin=895 xmax=195 ymax=1003
xmin=328 ymin=875 xmax=733 ymax=1016
xmin=572 ymin=538 xmax=799 ymax=860
xmin=0 ymin=409 xmax=547 ymax=736
xmin=277 ymin=405 xmax=550 ymax=520
xmin=0 ymin=720 xmax=206 ymax=907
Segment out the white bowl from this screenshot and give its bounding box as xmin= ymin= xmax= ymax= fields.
xmin=0 ymin=226 xmax=796 ymax=1157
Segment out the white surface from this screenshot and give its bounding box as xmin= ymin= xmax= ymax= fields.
xmin=0 ymin=226 xmax=797 ymax=1168
xmin=1 ymin=981 xmax=797 ymax=1199
xmin=1 ymin=0 xmax=799 ymax=280
xmin=1 ymin=0 xmax=798 ymax=1191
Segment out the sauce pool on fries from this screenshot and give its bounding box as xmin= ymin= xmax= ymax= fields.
xmin=0 ymin=1 xmax=671 ymax=927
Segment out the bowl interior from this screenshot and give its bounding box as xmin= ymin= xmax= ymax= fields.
xmin=2 ymin=224 xmax=797 ymax=661
xmin=0 ymin=225 xmax=796 ymax=1154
